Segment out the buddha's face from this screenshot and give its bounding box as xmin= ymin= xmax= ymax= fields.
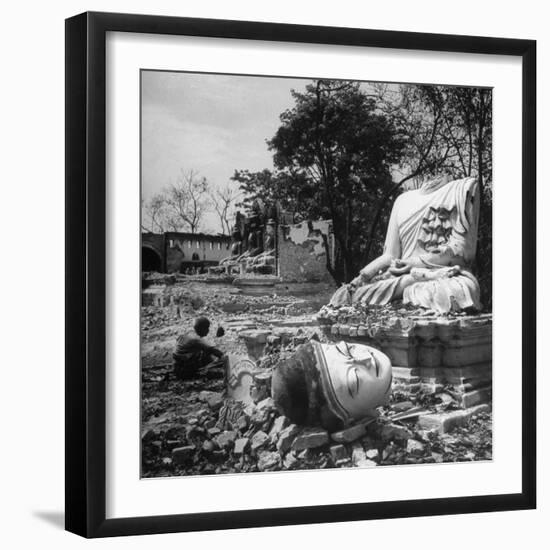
xmin=320 ymin=341 xmax=392 ymax=420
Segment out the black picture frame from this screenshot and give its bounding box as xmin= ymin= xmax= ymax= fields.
xmin=65 ymin=11 xmax=536 ymax=538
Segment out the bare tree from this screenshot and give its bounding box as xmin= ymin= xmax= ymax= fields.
xmin=163 ymin=169 xmax=210 ymax=233
xmin=210 ymin=182 xmax=241 ymax=235
xmin=142 ymin=193 xmax=169 ymax=233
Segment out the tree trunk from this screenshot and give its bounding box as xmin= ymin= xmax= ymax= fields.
xmin=475 ymin=98 xmax=486 ymax=278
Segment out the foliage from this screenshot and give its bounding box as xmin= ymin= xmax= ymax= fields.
xmin=236 ymin=80 xmax=406 ymax=283
xmin=411 ymin=85 xmax=493 ymax=308
xmin=232 ymin=169 xmax=319 ymax=218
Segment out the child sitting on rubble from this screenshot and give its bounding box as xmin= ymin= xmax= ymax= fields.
xmin=271 ymin=340 xmax=392 ymax=431
xmin=172 ymin=316 xmax=227 ymax=380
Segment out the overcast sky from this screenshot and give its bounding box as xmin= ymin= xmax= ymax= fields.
xmin=141 ymin=71 xmax=312 ymax=233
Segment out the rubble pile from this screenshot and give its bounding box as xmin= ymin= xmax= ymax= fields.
xmin=141 ymin=281 xmax=328 ymax=367
xmin=141 ymin=280 xmax=492 ymax=478
xmin=142 ymin=272 xmax=177 ymax=287
xmin=142 ymin=283 xmax=312 ymax=328
xmin=141 ymin=367 xmax=492 ymax=477
xmin=317 ymin=302 xmax=477 ymax=328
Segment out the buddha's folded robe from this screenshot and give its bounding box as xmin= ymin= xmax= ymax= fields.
xmin=345 ymin=265 xmax=481 ymax=313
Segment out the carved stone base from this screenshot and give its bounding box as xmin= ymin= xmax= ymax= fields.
xmin=321 ymin=313 xmax=492 ymax=408
xmin=418 ymin=403 xmax=491 ymax=434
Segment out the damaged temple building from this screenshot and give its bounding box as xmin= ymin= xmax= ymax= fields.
xmin=143 ymin=201 xmax=338 ymax=293
xmin=142 ymin=232 xmax=232 ymax=273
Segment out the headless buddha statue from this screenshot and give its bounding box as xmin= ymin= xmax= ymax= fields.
xmin=217 ymin=227 xmax=243 ymax=269
xmin=249 ymin=220 xmax=276 ymax=272
xmin=246 ymin=225 xmax=264 ymax=257
xmin=330 ymin=175 xmax=482 ymax=314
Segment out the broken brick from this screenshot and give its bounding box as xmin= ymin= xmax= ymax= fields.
xmin=283 ymin=452 xmax=298 ymax=469
xmin=216 ymin=430 xmax=237 ymax=449
xmin=276 ymin=424 xmax=299 ymax=454
xmin=330 ymin=444 xmax=349 ymax=465
xmin=172 ymin=445 xmax=195 ymax=464
xmin=269 ymin=415 xmax=289 ymax=441
xmin=291 ymin=428 xmax=329 ymax=452
xmin=233 ymin=438 xmax=250 ymax=455
xmin=250 ymin=430 xmax=269 ymax=452
xmin=331 ymin=418 xmax=375 ymax=444
xmin=366 ymin=448 xmax=379 ymax=460
xmin=202 ymin=440 xmax=217 ymax=454
xmin=406 ymin=439 xmax=425 ymax=455
xmin=381 ymin=423 xmax=413 ymax=442
xmin=257 ymin=451 xmax=280 ymax=471
xmin=206 ymin=393 xmax=224 ymax=412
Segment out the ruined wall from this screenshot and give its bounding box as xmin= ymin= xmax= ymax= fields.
xmin=142 ymin=233 xmax=164 ymax=254
xmin=142 ymin=233 xmax=166 ymax=270
xmin=166 ymin=233 xmax=231 ymax=270
xmin=277 ymin=220 xmax=335 ymax=283
xmin=142 ymin=232 xmax=231 ymax=273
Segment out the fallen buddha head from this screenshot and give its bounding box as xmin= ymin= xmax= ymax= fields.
xmin=272 ymin=340 xmax=392 ymax=431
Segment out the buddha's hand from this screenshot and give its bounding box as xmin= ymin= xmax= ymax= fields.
xmin=349 ymin=274 xmax=367 ymax=289
xmin=446 ymin=265 xmax=461 ymax=277
xmin=388 ymin=259 xmax=414 ymax=276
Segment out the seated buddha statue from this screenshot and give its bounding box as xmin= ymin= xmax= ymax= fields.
xmin=330 ymin=175 xmax=482 ymax=314
xmin=246 ymin=224 xmax=264 ymax=257
xmin=249 ymin=220 xmax=276 ymax=272
xmin=272 ymin=340 xmax=392 ymax=431
xmin=239 ymin=219 xmax=264 ymax=272
xmin=216 ymin=217 xmax=251 ymax=271
xmin=219 ymin=226 xmax=243 ymax=266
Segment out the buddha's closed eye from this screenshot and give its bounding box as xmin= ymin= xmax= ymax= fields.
xmin=347 ymin=367 xmax=360 ymax=397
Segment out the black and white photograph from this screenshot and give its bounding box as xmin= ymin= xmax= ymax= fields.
xmin=0 ymin=0 xmax=543 ymax=545
xmin=140 ymin=71 xmax=493 ymax=478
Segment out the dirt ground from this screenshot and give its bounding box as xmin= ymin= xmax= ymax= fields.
xmin=141 ymin=278 xmax=492 ymax=477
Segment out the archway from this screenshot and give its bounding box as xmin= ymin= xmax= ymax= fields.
xmin=142 ymin=246 xmax=162 ymax=272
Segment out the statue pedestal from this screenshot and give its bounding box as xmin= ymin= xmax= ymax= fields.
xmin=320 ymin=313 xmax=492 ymax=408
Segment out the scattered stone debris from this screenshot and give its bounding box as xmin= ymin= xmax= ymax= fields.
xmin=206 ymin=393 xmax=224 ymax=412
xmin=366 ymin=448 xmax=379 ymax=460
xmin=251 ymin=431 xmax=269 ymax=452
xmin=216 ymin=430 xmax=237 ymax=449
xmin=277 ymin=424 xmax=300 ymax=453
xmin=380 ymin=423 xmax=414 ymax=442
xmin=331 ymin=419 xmax=375 ymax=444
xmin=406 ymin=438 xmax=425 ymax=455
xmin=141 ymin=280 xmax=492 ymax=477
xmin=257 ymin=451 xmax=280 ymax=471
xmin=172 ymin=445 xmax=195 ymax=465
xmin=292 ymin=428 xmax=330 ymax=452
xmin=330 ymin=444 xmax=349 ymax=466
xmin=234 ymin=438 xmax=250 ymax=456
